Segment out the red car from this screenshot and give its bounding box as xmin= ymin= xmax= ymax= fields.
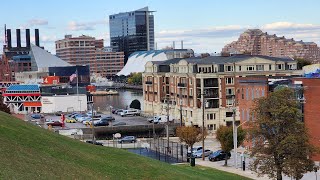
xmin=46 ymin=121 xmax=63 ymax=127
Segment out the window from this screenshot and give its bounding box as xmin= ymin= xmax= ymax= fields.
xmin=242 ymin=109 xmax=245 ymax=120
xmin=214 ymin=124 xmax=216 ymax=130
xmin=226 ymin=65 xmax=234 ymax=72
xmin=246 ymin=65 xmax=254 ymax=71
xmin=226 ymin=99 xmax=233 ymax=106
xmin=262 ymin=89 xmax=265 ymax=96
xmin=226 ymin=112 xmax=233 ymax=117
xmin=190 ymin=78 xmax=193 ymax=85
xmin=239 ymin=66 xmax=242 ymax=71
xmin=277 ymin=64 xmax=282 ymax=70
xmin=226 ymin=88 xmax=235 ymax=95
xmin=269 ymin=64 xmax=272 ymax=70
xmin=190 ymin=89 xmax=193 ymax=96
xmin=225 ymin=77 xmax=234 ymax=85
xmin=256 ymin=65 xmax=264 ymax=71
xmin=252 ymin=88 xmax=254 ymax=100
xmin=190 ymin=111 xmax=193 ymax=117
xmin=246 ymin=88 xmax=249 ymax=100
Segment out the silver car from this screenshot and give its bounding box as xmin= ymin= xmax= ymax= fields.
xmin=192 ymin=149 xmax=213 ymax=158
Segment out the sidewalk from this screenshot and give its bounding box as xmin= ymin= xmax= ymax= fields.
xmin=194 ymin=158 xmax=269 ymax=180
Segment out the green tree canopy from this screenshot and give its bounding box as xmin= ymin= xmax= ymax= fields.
xmin=127 ymin=73 xmax=142 ymax=85
xmin=296 ymin=58 xmax=311 ymax=70
xmin=249 ymin=87 xmax=316 ymax=180
xmin=216 ymin=126 xmax=246 ymax=166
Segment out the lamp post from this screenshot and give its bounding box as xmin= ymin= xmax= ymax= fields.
xmin=235 ymin=120 xmax=247 ymax=169
xmin=90 ymin=102 xmax=95 ymax=143
xmin=201 ymin=90 xmax=208 ymax=161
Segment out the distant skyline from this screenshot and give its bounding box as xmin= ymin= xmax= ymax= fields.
xmin=0 ymin=0 xmax=319 ymax=54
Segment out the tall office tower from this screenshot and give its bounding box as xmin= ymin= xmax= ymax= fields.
xmin=109 ymin=6 xmax=155 ymax=64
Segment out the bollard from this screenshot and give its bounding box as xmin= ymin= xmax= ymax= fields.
xmin=243 ymin=160 xmax=245 ymax=171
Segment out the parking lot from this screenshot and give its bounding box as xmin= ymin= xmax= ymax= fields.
xmin=29 ymin=112 xmax=151 ymax=130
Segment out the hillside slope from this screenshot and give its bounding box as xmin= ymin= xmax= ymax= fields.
xmin=0 ymin=112 xmax=250 ymax=180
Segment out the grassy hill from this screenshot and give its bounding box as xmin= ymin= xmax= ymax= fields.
xmin=0 ymin=112 xmax=250 ymax=180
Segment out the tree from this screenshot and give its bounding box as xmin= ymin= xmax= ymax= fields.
xmin=248 ymin=87 xmax=316 ymax=180
xmin=127 ymin=73 xmax=142 ymax=85
xmin=216 ymin=126 xmax=246 ymax=166
xmin=176 ymin=126 xmax=206 ymax=157
xmin=0 ymin=95 xmax=10 ymax=114
xmin=296 ymin=58 xmax=311 ymax=70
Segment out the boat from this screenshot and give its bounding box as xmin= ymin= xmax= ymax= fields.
xmin=90 ymin=90 xmax=119 ymax=96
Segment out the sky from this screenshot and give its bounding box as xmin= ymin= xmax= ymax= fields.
xmin=0 ymin=0 xmax=319 ymax=54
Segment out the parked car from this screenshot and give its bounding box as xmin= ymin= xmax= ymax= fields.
xmin=118 ymin=136 xmax=136 ymax=143
xmin=115 ymin=109 xmax=124 ymax=115
xmin=77 ymin=116 xmax=91 ymax=122
xmin=67 ymin=112 xmax=77 ymax=117
xmin=85 ymin=140 xmax=103 ymax=146
xmin=153 ymin=115 xmax=173 ymax=124
xmin=187 ymin=146 xmax=203 ymax=157
xmin=55 ymin=111 xmax=63 ymax=116
xmin=112 ymin=122 xmax=127 ymax=126
xmin=208 ymin=150 xmax=231 ymax=161
xmin=86 ymin=111 xmax=97 ymax=117
xmin=46 ymin=121 xmax=63 ymax=127
xmin=66 ymin=118 xmax=76 ymax=123
xmin=31 ymin=114 xmax=43 ymax=119
xmin=192 ymin=149 xmax=213 ymax=158
xmin=111 ymin=109 xmax=118 ymax=114
xmin=94 ymin=121 xmax=109 ymax=127
xmin=100 ymin=116 xmax=115 ymax=122
xmin=120 ymin=109 xmax=140 ymax=117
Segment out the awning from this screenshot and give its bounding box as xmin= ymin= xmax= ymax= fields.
xmin=23 ymin=102 xmax=42 ymax=107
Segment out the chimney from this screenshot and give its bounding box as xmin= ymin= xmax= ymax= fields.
xmin=181 ymin=40 xmax=183 ymax=49
xmin=26 ymin=29 xmax=30 ymax=48
xmin=16 ymin=29 xmax=21 ymax=48
xmin=35 ymin=29 xmax=40 ymax=46
xmin=173 ymin=41 xmax=175 ymax=49
xmin=6 ymin=29 xmax=11 ymax=49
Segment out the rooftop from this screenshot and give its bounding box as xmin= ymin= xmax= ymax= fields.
xmin=7 ymin=84 xmax=40 ymax=91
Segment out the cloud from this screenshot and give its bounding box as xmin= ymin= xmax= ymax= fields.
xmin=19 ymin=19 xmax=48 ymax=29
xmin=67 ymin=20 xmax=108 ymax=31
xmin=156 ymin=22 xmax=320 ymax=53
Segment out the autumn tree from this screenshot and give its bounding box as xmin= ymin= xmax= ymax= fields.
xmin=248 ymin=87 xmax=316 ymax=180
xmin=0 ymin=95 xmax=10 ymax=114
xmin=216 ymin=126 xmax=246 ymax=166
xmin=176 ymin=126 xmax=207 ymax=156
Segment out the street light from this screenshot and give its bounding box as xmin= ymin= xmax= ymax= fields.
xmin=90 ymin=102 xmax=95 ymax=143
xmin=235 ymin=120 xmax=247 ymax=169
xmin=200 ymin=89 xmax=208 ymax=161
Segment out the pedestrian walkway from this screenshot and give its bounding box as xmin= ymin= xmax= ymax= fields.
xmin=194 ymin=158 xmax=269 ymax=180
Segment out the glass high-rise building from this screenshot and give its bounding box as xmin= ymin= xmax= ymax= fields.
xmin=109 ymin=6 xmax=155 ymax=64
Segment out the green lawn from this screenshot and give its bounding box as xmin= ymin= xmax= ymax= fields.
xmin=0 ymin=112 xmax=251 ymax=180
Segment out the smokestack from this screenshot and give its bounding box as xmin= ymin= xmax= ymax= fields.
xmin=6 ymin=29 xmax=11 ymax=49
xmin=181 ymin=40 xmax=183 ymax=49
xmin=35 ymin=29 xmax=40 ymax=46
xmin=16 ymin=29 xmax=21 ymax=48
xmin=173 ymin=41 xmax=175 ymax=49
xmin=26 ymin=29 xmax=30 ymax=48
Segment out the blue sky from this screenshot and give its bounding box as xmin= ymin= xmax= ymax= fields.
xmin=0 ymin=0 xmax=319 ymax=54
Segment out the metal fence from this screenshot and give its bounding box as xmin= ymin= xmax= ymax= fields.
xmin=100 ymin=137 xmax=188 ymax=163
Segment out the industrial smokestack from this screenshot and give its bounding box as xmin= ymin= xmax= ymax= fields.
xmin=26 ymin=29 xmax=30 ymax=48
xmin=16 ymin=29 xmax=21 ymax=48
xmin=181 ymin=40 xmax=183 ymax=49
xmin=35 ymin=29 xmax=40 ymax=46
xmin=173 ymin=41 xmax=175 ymax=49
xmin=6 ymin=29 xmax=11 ymax=49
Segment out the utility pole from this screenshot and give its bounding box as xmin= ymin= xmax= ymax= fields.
xmin=201 ymin=91 xmax=207 ymax=161
xmin=91 ymin=103 xmax=95 ymax=143
xmin=179 ymin=87 xmax=183 ymax=126
xmin=163 ymin=95 xmax=174 ymax=154
xmin=232 ymin=96 xmax=237 ymax=168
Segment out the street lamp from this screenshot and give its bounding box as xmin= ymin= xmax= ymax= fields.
xmin=200 ymin=89 xmax=208 ymax=161
xmin=90 ymin=102 xmax=95 ymax=143
xmin=235 ymin=120 xmax=247 ymax=169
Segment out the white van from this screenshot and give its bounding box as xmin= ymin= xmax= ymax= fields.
xmin=153 ymin=115 xmax=173 ymax=124
xmin=120 ymin=109 xmax=140 ymax=117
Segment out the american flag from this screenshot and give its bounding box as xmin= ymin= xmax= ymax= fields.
xmin=69 ymin=70 xmax=77 ymax=82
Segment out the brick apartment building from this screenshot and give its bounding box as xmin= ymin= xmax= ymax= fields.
xmin=222 ymin=29 xmax=320 ymax=63
xmin=55 ymin=35 xmax=124 ymax=77
xmin=236 ymin=75 xmax=320 ymax=161
xmin=143 ymin=55 xmax=301 ymax=131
